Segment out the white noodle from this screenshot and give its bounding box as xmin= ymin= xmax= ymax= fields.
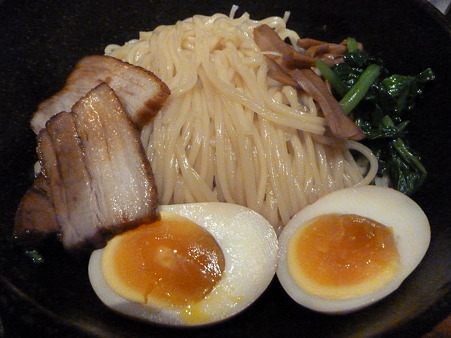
xmin=105 ymin=10 xmax=377 ymax=233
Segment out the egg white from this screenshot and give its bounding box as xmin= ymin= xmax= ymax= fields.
xmin=277 ymin=185 xmax=430 ymax=314
xmin=89 ymin=202 xmax=278 ymax=326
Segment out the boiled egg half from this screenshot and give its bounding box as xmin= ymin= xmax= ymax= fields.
xmin=89 ymin=202 xmax=278 ymax=326
xmin=277 ymin=186 xmax=430 ymax=314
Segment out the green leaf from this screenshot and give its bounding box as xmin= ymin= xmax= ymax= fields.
xmin=322 ymin=37 xmax=434 ymax=195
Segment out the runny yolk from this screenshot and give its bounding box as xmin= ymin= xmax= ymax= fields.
xmin=288 ymin=213 xmax=400 ymax=299
xmin=102 ymin=212 xmax=225 ymax=307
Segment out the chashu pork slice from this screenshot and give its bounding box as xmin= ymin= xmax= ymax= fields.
xmin=37 ymin=83 xmax=159 ymax=251
xmin=14 ymin=173 xmax=60 ymax=245
xmin=31 ymin=55 xmax=170 ymax=134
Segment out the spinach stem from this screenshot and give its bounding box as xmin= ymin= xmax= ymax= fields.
xmin=346 ymin=37 xmax=359 ymax=52
xmin=315 ymin=59 xmax=348 ymax=97
xmin=381 ymin=115 xmax=395 ymax=127
xmin=393 ymin=138 xmax=427 ymax=175
xmin=339 ymin=64 xmax=381 ymax=114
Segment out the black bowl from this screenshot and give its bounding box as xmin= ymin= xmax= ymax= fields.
xmin=1 ymin=0 xmax=450 ymax=337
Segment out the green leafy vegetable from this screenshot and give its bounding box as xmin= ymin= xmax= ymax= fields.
xmin=315 ymin=59 xmax=348 ymax=97
xmin=390 ymin=138 xmax=427 ymax=193
xmin=346 ymin=37 xmax=359 ymax=53
xmin=339 ymin=64 xmax=381 ymax=114
xmin=317 ymin=39 xmax=435 ymax=195
xmin=378 ymin=68 xmax=435 ymax=115
xmin=24 ymin=249 xmax=45 ymax=264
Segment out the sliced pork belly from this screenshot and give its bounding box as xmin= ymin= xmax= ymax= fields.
xmin=31 ymin=55 xmax=170 ymax=133
xmin=37 ymin=83 xmax=159 ymax=251
xmin=14 ymin=173 xmax=60 ymax=245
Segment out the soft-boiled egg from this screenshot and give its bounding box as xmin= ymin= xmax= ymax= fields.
xmin=88 ymin=202 xmax=278 ymax=326
xmin=277 ymin=186 xmax=430 ymax=314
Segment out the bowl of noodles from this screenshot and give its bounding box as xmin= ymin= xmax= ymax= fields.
xmin=0 ymin=0 xmax=450 ymax=337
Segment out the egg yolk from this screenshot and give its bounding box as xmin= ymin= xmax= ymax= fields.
xmin=102 ymin=212 xmax=225 ymax=307
xmin=288 ymin=214 xmax=400 ymax=299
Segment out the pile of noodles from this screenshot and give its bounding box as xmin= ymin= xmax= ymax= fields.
xmin=105 ymin=8 xmax=377 ymax=234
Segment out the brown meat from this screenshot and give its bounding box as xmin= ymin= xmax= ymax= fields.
xmin=37 ymin=83 xmax=159 ymax=251
xmin=31 ymin=55 xmax=170 ymax=133
xmin=14 ymin=173 xmax=60 ymax=245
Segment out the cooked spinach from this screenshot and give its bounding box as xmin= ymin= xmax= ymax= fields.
xmin=318 ymin=40 xmax=435 ymax=195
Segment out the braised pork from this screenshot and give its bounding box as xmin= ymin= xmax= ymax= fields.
xmin=14 ymin=173 xmax=60 ymax=245
xmin=33 ymin=83 xmax=159 ymax=251
xmin=31 ymin=55 xmax=170 ymax=133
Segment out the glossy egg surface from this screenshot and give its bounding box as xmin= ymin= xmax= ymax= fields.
xmin=89 ymin=202 xmax=278 ymax=326
xmin=277 ymin=186 xmax=430 ymax=314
